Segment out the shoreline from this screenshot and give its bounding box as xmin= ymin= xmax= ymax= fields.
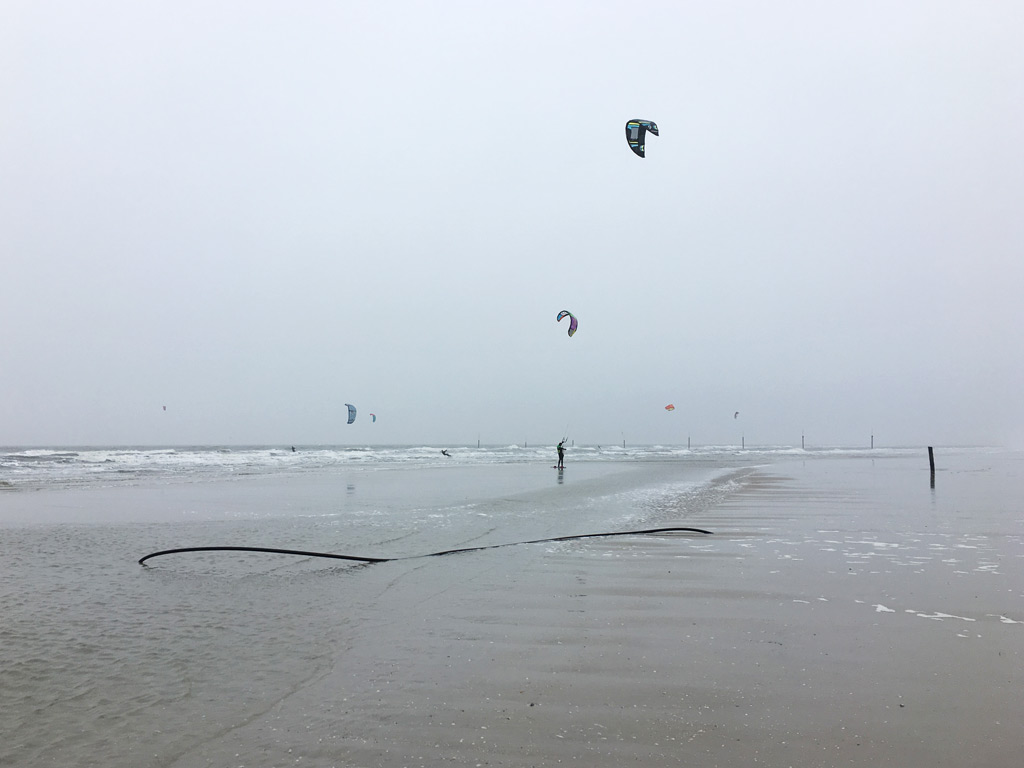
xmin=2 ymin=450 xmax=1020 ymax=767
xmin=173 ymin=453 xmax=1024 ymax=767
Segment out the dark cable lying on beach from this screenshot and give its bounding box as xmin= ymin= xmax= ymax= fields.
xmin=138 ymin=526 xmax=713 ymax=567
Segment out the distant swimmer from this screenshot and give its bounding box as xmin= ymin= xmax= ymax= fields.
xmin=556 ymin=438 xmax=566 ymax=469
xmin=441 ymin=449 xmax=450 ymax=457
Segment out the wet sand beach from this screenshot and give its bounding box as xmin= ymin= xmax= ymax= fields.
xmin=2 ymin=449 xmax=1021 ymax=767
xmin=183 ymin=453 xmax=1023 ymax=768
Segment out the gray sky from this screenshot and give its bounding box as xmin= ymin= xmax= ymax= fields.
xmin=2 ymin=1 xmax=1022 ymax=448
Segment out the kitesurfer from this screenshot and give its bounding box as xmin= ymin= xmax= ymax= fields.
xmin=441 ymin=449 xmax=450 ymax=457
xmin=556 ymin=439 xmax=566 ymax=469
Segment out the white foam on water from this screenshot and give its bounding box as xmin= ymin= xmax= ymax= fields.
xmin=909 ymin=611 xmax=976 ymax=622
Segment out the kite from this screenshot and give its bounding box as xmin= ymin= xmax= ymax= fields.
xmin=625 ymin=119 xmax=658 ymax=158
xmin=556 ymin=310 xmax=578 ymax=337
xmin=346 ymin=404 xmax=357 ymax=424
xmin=665 ymin=404 xmax=675 ymax=411
xmin=734 ymin=412 xmax=740 ymax=419
xmin=370 ymin=413 xmax=376 ymax=423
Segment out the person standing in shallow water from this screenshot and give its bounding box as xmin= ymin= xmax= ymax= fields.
xmin=556 ymin=438 xmax=566 ymax=469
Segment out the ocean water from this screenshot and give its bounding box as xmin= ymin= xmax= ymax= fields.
xmin=0 ymin=445 xmax=1017 ymax=767
xmin=0 ymin=443 xmax=851 ymax=494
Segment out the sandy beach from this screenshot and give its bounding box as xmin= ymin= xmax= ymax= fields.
xmin=175 ymin=454 xmax=1022 ymax=768
xmin=2 ymin=449 xmax=1021 ymax=767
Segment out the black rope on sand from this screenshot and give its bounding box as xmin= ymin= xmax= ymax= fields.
xmin=138 ymin=526 xmax=713 ymax=567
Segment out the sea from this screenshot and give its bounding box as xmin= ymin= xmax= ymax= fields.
xmin=0 ymin=443 xmax=824 ymax=492
xmin=1 ymin=444 xmax=1020 ymax=767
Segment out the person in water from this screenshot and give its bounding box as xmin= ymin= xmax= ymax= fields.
xmin=556 ymin=438 xmax=566 ymax=469
xmin=441 ymin=449 xmax=450 ymax=457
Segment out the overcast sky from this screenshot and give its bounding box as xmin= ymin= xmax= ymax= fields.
xmin=2 ymin=1 xmax=1022 ymax=448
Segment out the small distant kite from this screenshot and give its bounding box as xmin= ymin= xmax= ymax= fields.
xmin=556 ymin=310 xmax=578 ymax=337
xmin=370 ymin=413 xmax=376 ymax=423
xmin=345 ymin=404 xmax=357 ymax=424
xmin=625 ymin=119 xmax=658 ymax=158
xmin=162 ymin=405 xmax=166 ymax=411
xmin=734 ymin=411 xmax=740 ymax=419
xmin=664 ymin=404 xmax=675 ymax=411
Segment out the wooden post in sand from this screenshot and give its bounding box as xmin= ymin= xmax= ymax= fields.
xmin=928 ymin=447 xmax=936 ymax=488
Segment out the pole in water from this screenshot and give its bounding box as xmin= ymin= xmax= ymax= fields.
xmin=801 ymin=433 xmax=805 ymax=449
xmin=871 ymin=434 xmax=874 ymax=449
xmin=741 ymin=434 xmax=745 ymax=449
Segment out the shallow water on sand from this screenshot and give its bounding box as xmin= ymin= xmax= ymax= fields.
xmin=2 ymin=449 xmax=1020 ymax=767
xmin=0 ymin=457 xmax=731 ymax=767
